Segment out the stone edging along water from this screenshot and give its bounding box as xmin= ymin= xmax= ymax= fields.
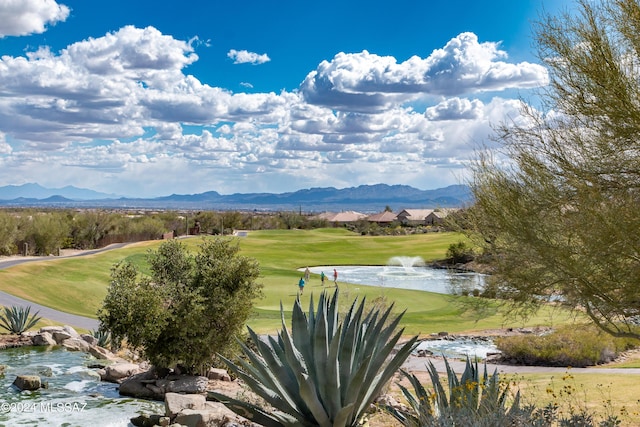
xmin=1 ymin=324 xmax=251 ymax=426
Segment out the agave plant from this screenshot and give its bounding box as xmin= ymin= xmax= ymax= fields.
xmin=91 ymin=328 xmax=112 ymax=348
xmin=208 ymin=290 xmax=418 ymax=427
xmin=386 ymin=357 xmax=534 ymax=427
xmin=0 ymin=305 xmax=42 ymax=335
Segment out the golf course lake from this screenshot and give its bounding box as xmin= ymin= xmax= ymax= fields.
xmin=305 ymin=263 xmax=486 ymax=295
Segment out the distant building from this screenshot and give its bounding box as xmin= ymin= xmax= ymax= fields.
xmin=396 ymin=209 xmax=434 ymax=226
xmin=425 ymin=209 xmax=455 ymax=225
xmin=366 ymin=211 xmax=398 ymax=225
xmin=316 ymin=211 xmax=367 ymax=226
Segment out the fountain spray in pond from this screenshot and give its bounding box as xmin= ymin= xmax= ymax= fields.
xmin=388 ymin=256 xmax=425 ymax=270
xmin=383 ymin=256 xmax=428 ymax=278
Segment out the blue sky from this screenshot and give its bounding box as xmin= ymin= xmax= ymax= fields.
xmin=0 ymin=0 xmax=572 ymax=197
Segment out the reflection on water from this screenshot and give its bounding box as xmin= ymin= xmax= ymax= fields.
xmin=305 ymin=265 xmax=485 ymax=295
xmin=0 ymin=347 xmax=162 ymax=426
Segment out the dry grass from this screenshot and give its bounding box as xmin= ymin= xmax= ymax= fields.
xmin=369 ymin=351 xmax=640 ymax=427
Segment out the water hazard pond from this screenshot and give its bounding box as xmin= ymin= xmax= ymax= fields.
xmin=0 ymin=346 xmax=162 ymax=426
xmin=303 ymin=260 xmax=496 ymax=359
xmin=305 ymin=263 xmax=486 ymax=295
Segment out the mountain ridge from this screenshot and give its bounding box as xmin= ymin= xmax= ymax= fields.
xmin=0 ymin=183 xmax=472 ymax=211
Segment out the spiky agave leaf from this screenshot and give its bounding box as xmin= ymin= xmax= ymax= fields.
xmin=384 ymin=369 xmax=436 ymax=426
xmin=0 ymin=306 xmax=41 ymax=335
xmin=207 ymin=391 xmax=299 ymax=427
xmin=214 ymin=289 xmax=417 ymax=427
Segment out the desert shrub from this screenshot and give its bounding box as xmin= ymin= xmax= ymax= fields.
xmin=98 ymin=237 xmax=263 ymax=374
xmin=446 ymin=241 xmax=475 ymax=264
xmin=495 ymin=324 xmax=639 ymax=367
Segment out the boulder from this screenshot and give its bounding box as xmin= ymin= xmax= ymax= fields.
xmin=129 ymin=413 xmax=165 ymax=427
xmin=52 ymin=331 xmax=72 ymax=344
xmin=159 ymin=375 xmax=209 ymax=394
xmin=32 ymin=332 xmax=56 ymax=346
xmin=118 ymin=369 xmax=162 ymax=400
xmin=102 ymin=362 xmax=142 ymax=383
xmin=62 ymin=337 xmax=91 ymax=352
xmin=87 ymin=345 xmax=116 ymax=360
xmin=13 ymin=375 xmax=41 ymax=391
xmin=39 ymin=326 xmax=64 ymax=334
xmin=63 ymin=325 xmax=80 ymax=337
xmin=81 ymin=334 xmax=99 ymax=346
xmin=207 ymin=368 xmax=231 ymax=381
xmin=174 ymin=405 xmax=235 ymax=427
xmin=119 ymin=376 xmax=162 ymax=400
xmin=165 ymin=392 xmax=206 ymax=418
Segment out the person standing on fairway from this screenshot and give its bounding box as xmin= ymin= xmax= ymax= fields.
xmin=320 ymin=271 xmax=326 ymax=286
xmin=298 ymin=277 xmax=305 ymax=294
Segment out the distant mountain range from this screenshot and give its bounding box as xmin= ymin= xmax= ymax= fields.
xmin=0 ymin=183 xmax=472 ymax=212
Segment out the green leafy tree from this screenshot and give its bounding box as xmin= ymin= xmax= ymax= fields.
xmin=445 ymin=241 xmax=475 ymax=264
xmin=70 ymin=211 xmax=117 ymax=249
xmin=0 ymin=212 xmax=21 ymax=255
xmin=23 ymin=212 xmax=70 ymax=255
xmin=98 ymin=238 xmax=262 ymax=374
xmin=467 ymin=0 xmax=640 ymax=338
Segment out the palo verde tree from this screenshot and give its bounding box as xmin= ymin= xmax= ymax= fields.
xmin=98 ymin=237 xmax=263 ymax=374
xmin=467 ymin=0 xmax=640 ymax=338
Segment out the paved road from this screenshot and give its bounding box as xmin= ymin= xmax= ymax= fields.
xmin=0 ymin=243 xmax=131 ymax=331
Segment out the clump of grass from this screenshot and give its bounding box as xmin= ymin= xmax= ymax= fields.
xmin=495 ymin=324 xmax=639 ymax=367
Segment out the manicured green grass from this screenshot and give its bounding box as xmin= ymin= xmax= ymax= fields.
xmin=0 ymin=241 xmax=158 ymax=318
xmin=0 ymin=229 xmax=570 ymax=335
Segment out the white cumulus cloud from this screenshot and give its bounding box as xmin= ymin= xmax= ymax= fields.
xmin=0 ymin=25 xmax=544 ymax=196
xmin=0 ymin=0 xmax=69 ymax=37
xmin=426 ymin=98 xmax=484 ymax=121
xmin=227 ymin=49 xmax=271 ymax=65
xmin=300 ymin=32 xmax=548 ymax=111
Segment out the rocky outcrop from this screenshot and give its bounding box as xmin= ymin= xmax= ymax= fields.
xmin=101 ymin=362 xmax=143 ymax=383
xmin=132 ymin=393 xmax=244 ymax=427
xmin=207 ymin=368 xmax=231 ymax=381
xmin=62 ymin=337 xmax=91 ymax=352
xmin=164 ymin=392 xmax=249 ymax=427
xmin=26 ymin=326 xmax=121 ymax=362
xmin=118 ymin=368 xmax=209 ymax=401
xmin=32 ymin=331 xmax=56 ymax=346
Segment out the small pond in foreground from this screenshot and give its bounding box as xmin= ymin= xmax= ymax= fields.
xmin=0 ymin=346 xmax=163 ymax=426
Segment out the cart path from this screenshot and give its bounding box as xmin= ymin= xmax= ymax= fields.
xmin=0 ymin=291 xmax=99 ymax=331
xmin=0 ymin=243 xmax=131 ymax=331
